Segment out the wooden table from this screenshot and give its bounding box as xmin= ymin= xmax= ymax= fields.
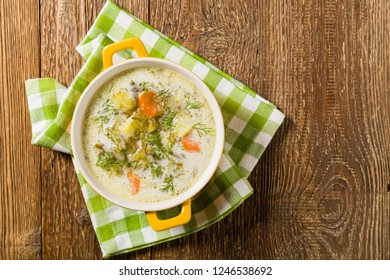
xmin=1 ymin=0 xmax=389 ymax=260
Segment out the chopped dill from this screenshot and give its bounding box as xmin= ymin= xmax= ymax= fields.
xmin=151 ymin=165 xmax=163 ymax=178
xmin=192 ymin=122 xmax=214 ymax=137
xmin=108 ymin=84 xmax=114 ymax=94
xmin=94 ymin=98 xmax=116 ymax=132
xmin=96 ymin=152 xmax=128 ymax=174
xmin=147 ymin=132 xmax=168 ymax=159
xmin=160 ymin=111 xmax=176 ymax=129
xmin=139 ymin=81 xmax=154 ymax=91
xmin=169 ymin=160 xmax=184 ymax=175
xmin=186 ymin=99 xmax=203 ymax=110
xmin=161 ymin=175 xmax=176 ymax=193
xmin=158 ymin=88 xmax=171 ymax=99
xmin=95 ymin=115 xmax=109 ymax=132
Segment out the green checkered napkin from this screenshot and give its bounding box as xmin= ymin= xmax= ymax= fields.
xmin=25 ymin=0 xmax=284 ymax=257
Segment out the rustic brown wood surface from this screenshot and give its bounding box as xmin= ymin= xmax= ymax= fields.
xmin=0 ymin=0 xmax=389 ymax=260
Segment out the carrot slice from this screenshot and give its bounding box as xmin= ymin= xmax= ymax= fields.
xmin=181 ymin=136 xmax=201 ymax=152
xmin=138 ymin=91 xmax=160 ymax=117
xmin=127 ymin=171 xmax=141 ymax=195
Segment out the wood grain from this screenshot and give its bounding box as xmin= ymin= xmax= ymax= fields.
xmin=0 ymin=0 xmax=389 ymax=259
xmin=39 ymin=0 xmax=98 ymax=260
xmin=0 ymin=0 xmax=41 ymax=259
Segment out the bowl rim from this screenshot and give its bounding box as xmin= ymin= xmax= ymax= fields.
xmin=71 ymin=57 xmax=225 ymax=211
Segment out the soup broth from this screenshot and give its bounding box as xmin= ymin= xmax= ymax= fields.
xmin=82 ymin=67 xmax=216 ymax=202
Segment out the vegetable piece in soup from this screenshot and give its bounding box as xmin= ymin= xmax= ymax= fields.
xmin=83 ymin=67 xmax=216 ymax=202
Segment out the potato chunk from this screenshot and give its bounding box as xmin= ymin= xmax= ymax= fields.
xmin=174 ymin=115 xmax=193 ymax=137
xmin=111 ymin=90 xmax=137 ymax=112
xmin=118 ymin=117 xmax=140 ymax=137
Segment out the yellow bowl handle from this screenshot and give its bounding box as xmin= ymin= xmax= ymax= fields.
xmin=146 ymin=199 xmax=192 ymax=231
xmin=102 ymin=38 xmax=148 ymax=69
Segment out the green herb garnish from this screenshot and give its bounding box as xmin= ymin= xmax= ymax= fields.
xmin=147 ymin=132 xmax=168 ymax=159
xmin=95 ymin=115 xmax=109 ymax=132
xmin=158 ymin=88 xmax=171 ymax=99
xmin=160 ymin=111 xmax=176 ymax=129
xmin=161 ymin=175 xmax=175 ymax=193
xmin=186 ymin=100 xmax=203 ymax=110
xmin=139 ymin=81 xmax=154 ymax=91
xmin=192 ymin=122 xmax=214 ymax=137
xmin=96 ymin=152 xmax=128 ymax=174
xmin=94 ymin=98 xmax=117 ymax=132
xmin=151 ymin=165 xmax=164 ymax=178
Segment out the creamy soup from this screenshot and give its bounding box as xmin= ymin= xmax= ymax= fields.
xmin=83 ymin=67 xmax=216 ymax=202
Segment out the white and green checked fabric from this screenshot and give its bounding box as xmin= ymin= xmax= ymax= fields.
xmin=25 ymin=0 xmax=284 ymax=258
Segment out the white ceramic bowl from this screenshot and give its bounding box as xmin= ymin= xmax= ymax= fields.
xmin=71 ymin=57 xmax=224 ymax=212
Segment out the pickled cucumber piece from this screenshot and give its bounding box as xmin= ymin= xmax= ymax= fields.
xmin=146 ymin=118 xmax=158 ymax=133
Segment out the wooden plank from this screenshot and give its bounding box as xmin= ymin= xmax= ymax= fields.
xmin=263 ymin=0 xmax=389 ymax=259
xmin=39 ymin=0 xmax=101 ymax=259
xmin=253 ymin=0 xmax=390 ymax=259
xmin=39 ymin=0 xmax=151 ymax=259
xmin=148 ymin=0 xmax=390 ymax=259
xmin=0 ymin=0 xmax=42 ymax=259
